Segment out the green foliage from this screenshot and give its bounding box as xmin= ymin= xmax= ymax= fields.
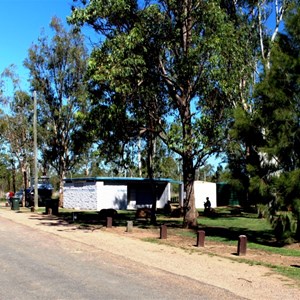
xmin=256 ymin=5 xmax=300 ymax=241
xmin=254 ymin=4 xmax=300 ymax=171
xmin=271 ymin=211 xmax=297 ymax=243
xmin=70 ymin=0 xmax=256 ymax=226
xmin=0 ymin=66 xmax=34 ymax=192
xmin=273 ymin=170 xmax=300 ymax=208
xmin=225 ymin=3 xmax=300 ymax=236
xmin=24 ymin=17 xmax=89 ymax=186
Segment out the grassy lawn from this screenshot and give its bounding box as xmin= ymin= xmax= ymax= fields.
xmin=196 ymin=208 xmax=299 ymax=256
xmin=196 ymin=209 xmax=276 ymax=246
xmin=58 ymin=206 xmax=298 ymax=253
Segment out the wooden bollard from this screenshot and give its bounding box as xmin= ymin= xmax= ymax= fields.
xmin=46 ymin=207 xmax=52 ymax=215
xmin=31 ymin=206 xmax=35 ymax=212
xmin=160 ymin=224 xmax=167 ymax=239
xmin=126 ymin=221 xmax=133 ymax=233
xmin=197 ymin=230 xmax=205 ymax=247
xmin=238 ymin=235 xmax=247 ymax=256
xmin=106 ymin=217 xmax=112 ymax=228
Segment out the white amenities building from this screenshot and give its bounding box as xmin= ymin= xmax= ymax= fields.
xmin=63 ymin=177 xmax=217 ymax=211
xmin=63 ymin=177 xmax=182 ymax=211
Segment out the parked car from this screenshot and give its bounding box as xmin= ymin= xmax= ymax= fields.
xmin=25 ymin=182 xmax=54 ymax=207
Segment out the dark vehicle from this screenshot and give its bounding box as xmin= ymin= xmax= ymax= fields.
xmin=25 ymin=178 xmax=53 ymax=207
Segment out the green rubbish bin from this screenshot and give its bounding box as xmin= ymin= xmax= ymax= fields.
xmin=11 ymin=197 xmax=20 ymax=210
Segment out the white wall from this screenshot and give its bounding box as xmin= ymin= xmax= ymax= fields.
xmin=64 ymin=181 xmax=97 ymax=210
xmin=157 ymin=183 xmax=170 ymax=208
xmin=194 ymin=181 xmax=217 ymax=209
xmin=97 ymin=182 xmax=127 ymax=210
xmin=63 ymin=179 xmax=171 ymax=210
xmin=64 ymin=181 xmax=128 ymax=210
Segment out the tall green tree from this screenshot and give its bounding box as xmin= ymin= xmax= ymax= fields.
xmin=253 ymin=3 xmax=300 ymax=240
xmin=224 ymin=0 xmax=294 ymax=205
xmin=24 ymin=17 xmax=89 ymax=206
xmin=0 ymin=67 xmax=34 ymax=199
xmin=4 ymin=92 xmax=33 ymax=199
xmin=69 ymin=0 xmax=254 ymax=227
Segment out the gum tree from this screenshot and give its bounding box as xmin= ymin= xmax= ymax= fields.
xmin=24 ymin=17 xmax=89 ymax=206
xmin=70 ymin=0 xmax=254 ymax=227
xmin=0 ymin=67 xmax=34 ymax=201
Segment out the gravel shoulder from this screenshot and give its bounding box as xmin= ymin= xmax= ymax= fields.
xmin=1 ymin=206 xmax=299 ymax=300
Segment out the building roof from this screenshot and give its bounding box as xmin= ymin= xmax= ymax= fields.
xmin=64 ymin=177 xmax=182 ymax=185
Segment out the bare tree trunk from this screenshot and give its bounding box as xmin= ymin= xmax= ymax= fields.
xmin=146 ymin=132 xmax=157 ymax=225
xmin=11 ymin=160 xmax=16 ymax=193
xmin=22 ymin=169 xmax=27 ymax=207
xmin=183 ymin=156 xmax=197 ymax=228
xmin=258 ymin=0 xmax=287 ymax=70
xmin=59 ymin=170 xmax=65 ymax=207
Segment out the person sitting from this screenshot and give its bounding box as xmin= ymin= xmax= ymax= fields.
xmin=204 ymin=197 xmax=211 ymax=214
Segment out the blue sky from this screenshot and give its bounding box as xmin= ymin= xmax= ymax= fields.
xmin=0 ymin=0 xmax=74 ymax=93
xmin=0 ymin=0 xmax=280 ymax=96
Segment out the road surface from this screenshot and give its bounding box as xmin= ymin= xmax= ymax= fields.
xmin=0 ymin=216 xmax=242 ymax=300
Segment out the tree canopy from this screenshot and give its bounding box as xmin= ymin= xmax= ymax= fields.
xmin=69 ymin=0 xmax=255 ymax=226
xmin=24 ymin=17 xmax=89 ymax=205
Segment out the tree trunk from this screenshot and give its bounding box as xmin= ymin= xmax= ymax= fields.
xmin=22 ymin=169 xmax=28 ymax=207
xmin=296 ymin=211 xmax=300 ymax=242
xmin=182 ymin=157 xmax=197 ymax=228
xmin=150 ymin=179 xmax=157 ymax=225
xmin=146 ymin=133 xmax=157 ymax=225
xmin=9 ymin=160 xmax=16 ymax=193
xmin=59 ymin=171 xmax=65 ymax=207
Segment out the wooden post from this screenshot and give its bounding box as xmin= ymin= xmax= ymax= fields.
xmin=126 ymin=221 xmax=133 ymax=233
xmin=31 ymin=206 xmax=35 ymax=212
xmin=197 ymin=230 xmax=205 ymax=247
xmin=238 ymin=235 xmax=247 ymax=256
xmin=106 ymin=217 xmax=112 ymax=228
xmin=160 ymin=224 xmax=167 ymax=239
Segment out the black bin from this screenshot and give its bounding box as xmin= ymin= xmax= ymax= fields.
xmin=45 ymin=199 xmax=59 ymax=215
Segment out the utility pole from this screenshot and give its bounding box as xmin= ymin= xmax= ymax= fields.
xmin=33 ymin=91 xmax=38 ymax=209
xmin=138 ymin=137 xmax=142 ymax=177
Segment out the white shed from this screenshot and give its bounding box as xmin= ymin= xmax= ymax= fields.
xmin=194 ymin=181 xmax=217 ymax=209
xmin=63 ymin=177 xmax=182 ymax=211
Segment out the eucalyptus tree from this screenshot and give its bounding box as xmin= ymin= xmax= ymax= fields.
xmin=4 ymin=92 xmax=33 ymax=197
xmin=69 ymin=0 xmax=254 ymax=227
xmin=0 ymin=154 xmax=9 ymax=193
xmin=0 ymin=67 xmax=34 ymax=198
xmin=254 ymin=0 xmax=292 ymax=71
xmin=24 ymin=17 xmax=89 ymax=206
